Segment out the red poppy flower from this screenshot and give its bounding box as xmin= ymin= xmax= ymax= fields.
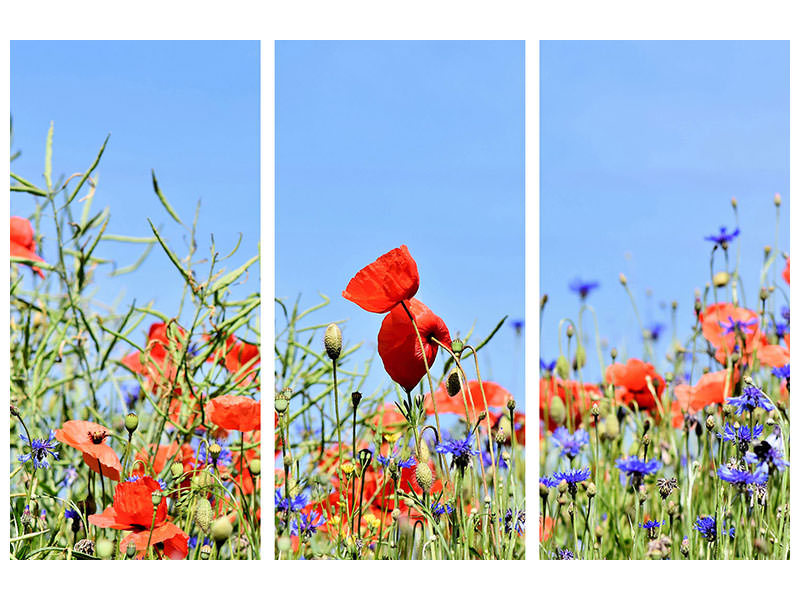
xmin=205 ymin=333 xmax=260 ymax=382
xmin=10 ymin=216 xmax=46 ymax=277
xmin=132 ymin=441 xmax=195 ymax=478
xmin=699 ymin=303 xmax=763 ymax=364
xmin=539 ymin=377 xmax=599 ymax=432
xmin=783 ymin=256 xmax=790 ymax=285
xmin=89 ymin=475 xmax=188 ymax=559
xmin=605 ymin=358 xmax=665 ymax=411
xmin=756 ymin=343 xmax=789 ymax=368
xmin=208 ymin=395 xmax=260 ymax=432
xmin=377 ymin=299 xmax=451 ymax=392
xmin=343 ymin=245 xmax=420 ymax=313
xmin=671 ymin=370 xmax=738 ymax=428
xmin=55 ymin=420 xmax=122 ymax=481
xmin=425 ymin=380 xmax=511 ymax=421
xmin=122 ymin=322 xmax=187 ymax=388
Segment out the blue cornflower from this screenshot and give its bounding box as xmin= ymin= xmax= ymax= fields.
xmin=550 ymin=467 xmax=591 ymax=495
xmin=375 ymin=446 xmax=416 ymax=469
xmin=720 ymin=316 xmax=758 ymax=336
xmin=569 ymin=278 xmax=600 ymax=300
xmin=646 ymin=323 xmax=665 ymax=342
xmin=122 ymin=385 xmax=141 ymax=410
xmin=694 ymin=515 xmax=734 ymax=542
xmin=275 ymin=489 xmax=309 ymax=513
xmin=540 ymin=358 xmax=556 ymax=373
xmin=436 ymin=433 xmax=480 ymax=471
xmin=290 ymin=510 xmax=326 ymax=537
xmin=717 ymin=422 xmax=763 ymax=453
xmin=551 ymin=426 xmax=590 ymax=460
xmin=704 ymin=226 xmax=740 ymax=246
xmin=510 ymin=319 xmax=524 ymax=333
xmin=616 ymin=456 xmax=661 ymax=488
xmin=727 ymin=385 xmax=774 ymax=415
xmin=781 ymin=305 xmax=790 ymax=322
xmin=717 ymin=464 xmax=769 ymax=487
xmin=188 ymin=535 xmax=210 ymax=549
xmin=555 ymin=548 xmax=575 ymax=560
xmin=61 ymin=466 xmax=78 ymax=489
xmin=773 ymin=321 xmax=789 ymax=337
xmin=640 ymin=520 xmax=663 ymax=537
xmin=745 ymin=430 xmax=789 ymax=472
xmin=431 ymin=502 xmax=453 ymax=519
xmin=539 ymin=475 xmax=557 ymax=488
xmin=772 ymin=364 xmax=790 ymax=380
xmin=64 ymin=508 xmax=80 ymax=521
xmin=18 ymin=430 xmax=59 ymax=469
xmin=502 ymin=508 xmax=525 ymax=535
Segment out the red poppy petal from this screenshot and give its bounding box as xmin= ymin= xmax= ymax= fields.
xmin=343 ymin=245 xmax=420 ymax=313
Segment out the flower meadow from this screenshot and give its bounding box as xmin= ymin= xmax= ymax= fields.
xmin=540 ymin=196 xmax=790 ymax=560
xmin=10 ymin=125 xmax=260 ymax=559
xmin=275 ymin=246 xmax=525 ymax=559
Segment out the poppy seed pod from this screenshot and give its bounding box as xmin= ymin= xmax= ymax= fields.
xmin=124 ymin=412 xmax=139 ymax=434
xmin=324 ymin=323 xmax=342 ymax=361
xmin=274 ymin=389 xmax=289 ymax=414
xmin=548 ymin=395 xmax=566 ymax=426
xmin=277 ymin=536 xmax=291 ymax=553
xmin=555 ymin=355 xmax=569 ymax=379
xmin=573 ymin=345 xmax=586 ymax=370
xmin=418 ymin=440 xmax=430 ymax=463
xmin=712 ymin=271 xmax=729 ymax=287
xmin=249 ymin=459 xmax=261 ymax=476
xmin=451 ymin=338 xmax=464 ymax=355
xmin=210 ymin=517 xmax=233 ymax=544
xmin=125 ymin=542 xmax=137 ymax=559
xmin=170 ymin=463 xmax=184 ymax=479
xmin=96 ymin=538 xmax=114 ymax=559
xmin=604 ymin=412 xmax=620 ymax=440
xmin=151 ymin=491 xmax=162 ymax=507
xmin=351 ymin=391 xmax=362 ymax=409
xmin=415 ymin=462 xmax=433 ymax=494
xmin=446 ymin=370 xmax=461 ymax=396
xmin=200 ymin=544 xmax=212 ymax=559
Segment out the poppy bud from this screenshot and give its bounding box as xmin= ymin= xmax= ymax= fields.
xmin=324 ymin=323 xmax=342 ymax=361
xmin=124 ymin=412 xmax=138 ymax=434
xmin=764 ymin=245 xmax=772 ymax=257
xmin=96 ymin=537 xmax=114 ymax=559
xmin=566 ymin=325 xmax=574 ymax=339
xmin=774 ymin=193 xmax=781 ymax=206
xmin=249 ymin=459 xmax=261 ymax=476
xmin=712 ymin=271 xmax=729 ymax=287
xmin=200 ymin=544 xmax=212 ymax=559
xmin=196 ymin=498 xmax=213 ymax=533
xmin=619 ymin=273 xmax=627 ymax=286
xmin=211 ymin=517 xmax=233 ymax=544
xmin=586 ymin=482 xmax=597 ymax=498
xmin=446 ymin=370 xmax=461 ymax=397
xmin=483 ymin=495 xmax=492 ymax=507
xmin=391 ymin=508 xmax=401 ymax=522
xmin=556 ymin=355 xmax=569 ymax=379
xmin=351 ymin=391 xmax=362 ymax=409
xmin=731 ymin=196 xmax=737 ymax=208
xmin=277 ymin=536 xmax=291 ymax=553
xmin=417 ymin=440 xmax=430 ymax=463
xmin=760 ymin=287 xmax=769 ymax=301
xmin=125 ymin=542 xmax=137 ymax=559
xmin=705 ymin=415 xmax=716 ymax=433
xmin=539 ymin=483 xmax=550 ymax=499
xmin=274 ymin=389 xmax=290 ymax=414
xmin=548 ymin=395 xmax=566 ymax=426
xmin=610 ymin=347 xmax=618 ymax=360
xmin=573 ymin=345 xmax=586 ymax=370
xmin=283 ymin=450 xmax=292 ymax=468
xmin=415 ymin=462 xmax=433 ymax=494
xmin=557 ymin=480 xmax=568 ymax=494
xmin=694 ymin=297 xmax=702 ymax=314
xmin=170 ymin=462 xmax=184 ymax=479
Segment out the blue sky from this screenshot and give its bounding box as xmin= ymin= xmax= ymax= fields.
xmin=276 ymin=41 xmax=525 ymax=407
xmin=540 ymin=41 xmax=790 ymax=382
xmin=11 ymin=41 xmax=260 ymax=326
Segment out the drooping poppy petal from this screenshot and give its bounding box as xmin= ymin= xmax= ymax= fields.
xmin=10 ymin=216 xmax=46 ymax=277
xmin=55 ymin=420 xmax=122 ymax=481
xmin=208 ymin=395 xmax=261 ymax=432
xmin=671 ymin=369 xmax=739 ymax=428
xmin=605 ymin=358 xmax=665 ymax=411
xmin=377 ymin=298 xmax=451 ymax=392
xmin=343 ymin=245 xmax=420 ymax=313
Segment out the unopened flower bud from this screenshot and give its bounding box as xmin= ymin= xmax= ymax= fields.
xmin=506 ymin=395 xmax=516 ymax=412
xmin=556 ymin=355 xmax=570 ymax=379
xmin=566 ymin=325 xmax=574 ymax=339
xmin=351 ymin=391 xmax=362 ymax=409
xmin=705 ymin=415 xmax=715 ymax=432
xmin=619 ymin=273 xmax=627 ymax=285
xmin=324 ymin=323 xmax=342 ymax=361
xmin=680 ymin=536 xmax=689 ymax=556
xmin=170 ymin=462 xmax=184 ymax=479
xmin=573 ymin=345 xmax=586 ymax=370
xmin=731 ymin=196 xmax=737 ymax=208
xmin=557 ymin=480 xmax=568 ymax=494
xmin=712 ymin=271 xmax=729 ymax=287
xmin=249 ymin=459 xmax=261 ymax=476
xmin=610 ymin=347 xmax=618 ymax=360
xmin=124 ymin=412 xmax=139 ymax=434
xmin=211 ymin=517 xmax=233 ymax=544
xmin=451 ymin=338 xmax=464 ymax=355
xmin=415 ymin=462 xmax=433 ymax=493
xmin=96 ymin=538 xmax=114 ymax=559
xmin=548 ymin=395 xmax=566 ymax=425
xmin=586 ymin=482 xmax=597 ymax=498
xmin=774 ymin=193 xmax=781 ymax=206
xmin=446 ymin=370 xmax=461 ymax=396
xmin=760 ymin=287 xmax=769 ymax=301
xmin=591 ymin=403 xmax=600 ymax=418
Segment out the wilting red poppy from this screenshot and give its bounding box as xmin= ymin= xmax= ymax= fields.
xmin=89 ymin=475 xmax=188 ymax=559
xmin=539 ymin=377 xmax=599 ymax=432
xmin=122 ymin=322 xmax=188 ymax=388
xmin=208 ymin=395 xmax=260 ymax=432
xmin=10 ymin=216 xmax=46 ymax=277
xmin=605 ymin=358 xmax=665 ymax=411
xmin=426 ymin=380 xmax=511 ymax=421
xmin=671 ymin=369 xmax=738 ymax=428
xmin=699 ymin=303 xmax=763 ymax=364
xmin=55 ymin=420 xmax=122 ymax=481
xmin=377 ymin=298 xmax=451 ymax=392
xmin=343 ymin=245 xmax=420 ymax=313
xmin=783 ymin=256 xmax=790 ymax=285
